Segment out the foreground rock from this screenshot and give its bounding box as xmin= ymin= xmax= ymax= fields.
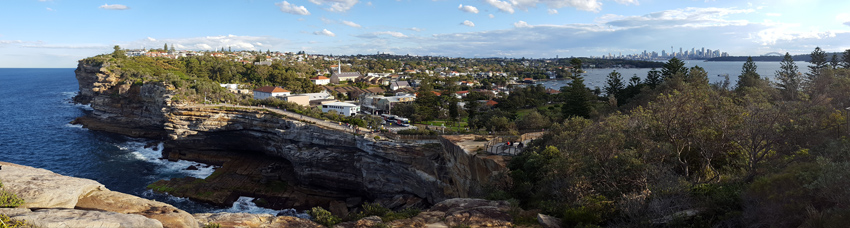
xmin=5 ymin=208 xmax=163 ymax=228
xmin=194 ymin=213 xmax=323 ymax=228
xmin=0 ymin=161 xmax=197 ymax=228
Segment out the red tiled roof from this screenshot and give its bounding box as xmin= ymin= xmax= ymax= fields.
xmin=456 ymin=91 xmax=469 ymax=94
xmin=432 ymin=91 xmax=441 ymax=96
xmin=254 ymin=86 xmax=290 ymax=93
xmin=485 ymin=100 xmax=498 ymax=106
xmin=311 ymin=76 xmax=329 ymax=80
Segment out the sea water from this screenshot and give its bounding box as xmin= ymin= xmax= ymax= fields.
xmin=0 ymin=68 xmax=303 ymax=216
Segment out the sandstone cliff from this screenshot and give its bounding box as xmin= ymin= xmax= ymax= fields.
xmin=1 ymin=162 xmax=530 ymax=228
xmin=72 ymin=61 xmax=510 ymax=211
xmin=72 ymin=62 xmax=173 ymax=138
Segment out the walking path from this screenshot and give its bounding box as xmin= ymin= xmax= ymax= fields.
xmin=183 ymin=103 xmax=369 ymax=134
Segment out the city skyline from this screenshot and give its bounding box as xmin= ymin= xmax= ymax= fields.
xmin=1 ymin=0 xmax=849 ymax=68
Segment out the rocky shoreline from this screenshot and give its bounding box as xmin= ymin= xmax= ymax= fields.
xmin=69 ymin=57 xmax=513 ymax=218
xmin=1 ymin=161 xmax=551 ymax=228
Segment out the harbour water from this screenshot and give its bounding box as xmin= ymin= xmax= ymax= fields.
xmin=538 ymin=61 xmax=814 ymax=90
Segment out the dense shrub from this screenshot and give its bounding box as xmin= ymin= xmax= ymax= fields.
xmin=308 ymin=207 xmax=342 ymax=227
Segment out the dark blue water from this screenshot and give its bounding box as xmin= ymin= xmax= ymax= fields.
xmin=0 ymin=68 xmax=282 ymax=214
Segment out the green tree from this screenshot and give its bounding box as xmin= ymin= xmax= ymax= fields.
xmin=808 ymin=47 xmax=828 ymax=80
xmin=736 ymin=57 xmax=761 ymax=90
xmin=843 ymin=49 xmax=850 ymax=69
xmin=830 ymin=54 xmax=840 ymax=70
xmin=661 ymin=57 xmax=688 ymax=79
xmin=164 ymin=43 xmax=168 ymax=51
xmin=776 ymin=52 xmax=801 ymax=100
xmin=111 ymin=45 xmax=125 ymax=59
xmin=570 ymin=58 xmax=583 ymax=78
xmin=562 ymin=76 xmax=593 ymax=119
xmin=644 ymin=68 xmax=662 ymax=88
xmin=604 ymin=70 xmax=624 ymax=99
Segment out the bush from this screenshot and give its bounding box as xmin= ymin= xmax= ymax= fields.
xmin=309 ymin=207 xmax=341 ymax=227
xmin=0 ymin=181 xmax=24 ymax=208
xmin=0 ymin=214 xmax=29 ymax=228
xmin=201 ymin=223 xmax=221 ymax=228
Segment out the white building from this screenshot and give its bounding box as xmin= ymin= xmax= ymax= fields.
xmin=310 ymin=76 xmax=331 ymax=85
xmin=300 ymin=91 xmax=333 ymax=101
xmin=253 ymin=86 xmax=291 ymax=99
xmin=321 ymin=102 xmax=360 ymax=116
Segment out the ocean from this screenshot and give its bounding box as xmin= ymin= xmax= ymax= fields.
xmin=0 ymin=68 xmax=287 ymax=215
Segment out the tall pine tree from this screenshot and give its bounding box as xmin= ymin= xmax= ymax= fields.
xmin=807 ymin=47 xmax=827 ymax=80
xmin=776 ymin=52 xmax=801 ymax=100
xmin=662 ymin=57 xmax=688 ymax=79
xmin=736 ymin=56 xmax=761 ymax=90
xmin=843 ymin=49 xmax=850 ymax=69
xmin=561 ymin=76 xmax=593 ymax=119
xmin=604 ymin=70 xmax=624 ymax=99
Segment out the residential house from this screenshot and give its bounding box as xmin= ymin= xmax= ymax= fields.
xmin=360 ymin=95 xmax=416 ymax=114
xmin=310 ymin=76 xmax=331 ymax=85
xmin=390 ymin=81 xmax=410 ymax=91
xmin=253 ymin=86 xmax=291 ymax=99
xmin=322 ymin=102 xmax=360 ymax=116
xmin=281 ymin=95 xmax=310 ymax=106
xmin=455 ymin=91 xmax=469 ymax=99
xmin=330 ymin=72 xmax=362 ymax=84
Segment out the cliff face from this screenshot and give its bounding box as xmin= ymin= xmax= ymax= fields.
xmin=163 ymin=107 xmax=508 ymax=205
xmin=73 ymin=63 xmax=173 ymax=138
xmin=72 ymin=61 xmax=509 ymax=208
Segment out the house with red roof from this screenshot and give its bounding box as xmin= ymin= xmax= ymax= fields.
xmin=310 ymin=76 xmax=330 ymax=85
xmin=253 ymin=86 xmax=291 ymax=99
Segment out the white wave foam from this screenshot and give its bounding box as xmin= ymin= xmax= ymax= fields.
xmin=65 ymin=123 xmax=85 ymax=129
xmin=75 ymin=103 xmax=94 ymax=111
xmin=214 ymin=196 xmax=310 ymax=219
xmin=141 ymin=189 xmax=190 ymax=203
xmin=118 ymin=141 xmax=217 ymax=179
xmin=61 ymin=91 xmax=77 ymax=98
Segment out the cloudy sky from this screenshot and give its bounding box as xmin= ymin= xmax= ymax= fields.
xmin=1 ymin=0 xmax=848 ymax=68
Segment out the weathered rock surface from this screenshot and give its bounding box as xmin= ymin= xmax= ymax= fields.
xmin=0 ymin=161 xmax=105 ymax=209
xmin=73 ymin=62 xmax=173 ymax=138
xmin=8 ymin=208 xmax=164 ymax=228
xmin=193 ymin=212 xmax=323 ymax=228
xmin=0 ymin=161 xmax=197 ymax=228
xmin=428 ymin=198 xmax=513 ymax=227
xmin=537 ymin=213 xmax=562 ymax=228
xmin=72 ymin=61 xmax=511 ymax=212
xmin=77 ymin=190 xmax=198 ymax=228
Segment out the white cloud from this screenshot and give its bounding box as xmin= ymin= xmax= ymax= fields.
xmin=99 ymin=4 xmax=129 ymax=10
xmin=459 ymin=4 xmax=479 ymax=14
xmin=462 ymin=20 xmax=475 ymax=27
xmin=46 ymin=7 xmax=54 ymax=11
xmin=308 ymin=0 xmax=359 ymax=12
xmin=314 ymin=29 xmax=336 ymax=37
xmin=410 ymin=27 xmax=424 ymax=32
xmin=489 ymin=14 xmax=495 ymax=18
xmin=614 ymin=0 xmax=639 ymax=6
xmin=276 ymin=1 xmax=310 ymax=15
xmin=0 ymin=40 xmax=24 ymax=45
xmin=342 ymin=20 xmax=362 ymax=28
xmin=548 ymin=9 xmax=558 ymax=14
xmin=320 ymin=17 xmax=335 ymax=24
xmin=484 ymin=0 xmax=514 ymax=14
xmin=838 ymin=13 xmax=850 ymax=25
xmin=598 ymin=7 xmax=754 ymax=29
xmin=514 ymin=21 xmax=531 ymax=28
xmin=484 ymin=0 xmax=607 ymax=13
xmin=765 ymin=13 xmax=781 ymax=17
xmin=374 ymin=31 xmax=407 ymax=38
xmin=130 ymin=35 xmax=285 ymax=51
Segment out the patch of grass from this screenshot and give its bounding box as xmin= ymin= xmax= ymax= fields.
xmin=0 ymin=214 xmax=30 ymax=228
xmin=309 ymin=206 xmax=342 ymax=227
xmin=146 ymin=182 xmax=176 ymax=193
xmin=0 ymin=181 xmax=24 ymax=208
xmin=201 ymin=222 xmax=221 ymax=228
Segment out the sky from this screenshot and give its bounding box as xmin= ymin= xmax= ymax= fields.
xmin=1 ymin=0 xmax=849 ymax=68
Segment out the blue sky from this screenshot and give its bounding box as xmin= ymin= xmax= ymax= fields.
xmin=1 ymin=0 xmax=848 ymax=68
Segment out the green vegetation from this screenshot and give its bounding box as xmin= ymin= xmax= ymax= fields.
xmin=201 ymin=223 xmax=221 ymax=228
xmin=146 ymin=182 xmax=176 ymax=193
xmin=309 ymin=206 xmax=342 ymax=227
xmin=496 ymin=48 xmax=850 ymax=227
xmin=0 ymin=180 xmax=24 ymax=208
xmin=0 ymin=214 xmax=29 ymax=228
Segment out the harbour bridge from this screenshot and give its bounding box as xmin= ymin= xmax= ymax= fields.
xmin=761 ymin=52 xmax=783 ymax=56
